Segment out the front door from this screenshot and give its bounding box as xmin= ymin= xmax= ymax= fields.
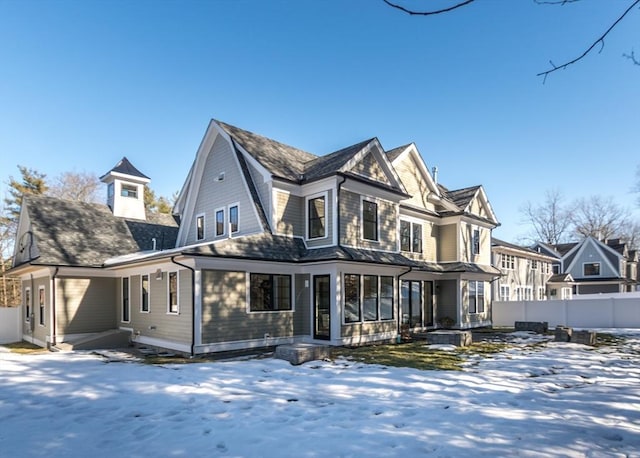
xmin=314 ymin=275 xmax=330 ymax=340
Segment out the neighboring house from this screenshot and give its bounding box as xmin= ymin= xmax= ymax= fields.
xmin=10 ymin=119 xmax=500 ymax=355
xmin=491 ymin=238 xmax=556 ymax=301
xmin=532 ymin=237 xmax=638 ymax=295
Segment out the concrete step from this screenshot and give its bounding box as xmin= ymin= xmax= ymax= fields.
xmin=53 ymin=329 xmax=131 ymax=351
xmin=275 ymin=343 xmax=330 ymax=365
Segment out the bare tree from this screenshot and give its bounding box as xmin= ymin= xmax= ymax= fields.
xmin=48 ymin=171 xmax=101 ymax=203
xmin=383 ymin=0 xmax=640 ymax=81
xmin=571 ymin=195 xmax=629 ymax=241
xmin=520 ymin=188 xmax=574 ymax=245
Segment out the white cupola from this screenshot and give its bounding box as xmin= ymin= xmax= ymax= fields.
xmin=100 ymin=157 xmax=150 ymax=220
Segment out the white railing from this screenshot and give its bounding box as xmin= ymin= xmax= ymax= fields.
xmin=493 ymin=296 xmax=640 ymax=328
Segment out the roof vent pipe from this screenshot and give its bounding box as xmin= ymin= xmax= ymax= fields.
xmin=152 ymin=238 xmax=157 ymax=251
xmin=432 ymin=166 xmax=438 ymax=184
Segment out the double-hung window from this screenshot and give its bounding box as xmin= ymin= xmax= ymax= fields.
xmin=308 ymin=196 xmax=326 ymax=239
xmin=216 ymin=209 xmax=224 ymax=236
xmin=229 ymin=205 xmax=239 ymax=234
xmin=24 ymin=287 xmax=31 ymax=322
xmin=362 ymin=200 xmax=378 ymax=241
xmin=344 ymin=274 xmax=361 ymax=323
xmin=499 ymin=285 xmax=510 ymax=301
xmin=38 ymin=286 xmax=45 ymax=326
xmin=468 ymin=280 xmax=485 ymax=314
xmin=122 ymin=277 xmax=130 ymax=322
xmin=141 ymin=274 xmax=150 ymax=312
xmin=249 ymin=274 xmax=292 ymax=311
xmin=472 ymin=229 xmax=480 ymax=255
xmin=168 ymin=272 xmax=179 ymax=314
xmin=400 ymin=220 xmax=423 ymax=253
xmin=363 ymin=275 xmax=378 ymax=321
xmin=196 ymin=214 xmax=205 ymax=241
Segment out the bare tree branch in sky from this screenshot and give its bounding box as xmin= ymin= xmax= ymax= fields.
xmin=537 ymin=0 xmax=640 ymax=82
xmin=383 ymin=0 xmax=640 ymax=81
xmin=572 ymin=195 xmax=629 ymax=241
xmin=520 ymin=188 xmax=574 ymax=245
xmin=382 ymin=0 xmax=475 ymax=16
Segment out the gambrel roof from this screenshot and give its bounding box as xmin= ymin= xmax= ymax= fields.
xmin=13 ymin=195 xmax=178 ymax=269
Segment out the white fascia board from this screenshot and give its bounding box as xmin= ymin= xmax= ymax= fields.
xmin=104 ymin=171 xmax=151 ymax=185
xmin=301 ymin=176 xmax=336 ymax=196
xmin=175 ymin=120 xmax=220 ymax=246
xmin=429 ymin=193 xmax=459 ymax=212
xmin=173 ymin=161 xmax=195 ymax=216
xmin=274 ymin=179 xmax=302 ymax=197
xmin=392 ymin=144 xmax=441 ymax=197
xmin=340 ymin=139 xmax=407 ymax=194
xmin=492 ymin=246 xmax=558 ymax=263
xmin=474 ymin=186 xmax=499 ymax=225
xmin=342 ymin=178 xmax=405 ymax=203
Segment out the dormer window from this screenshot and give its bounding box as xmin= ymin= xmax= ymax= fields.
xmin=584 ymin=262 xmax=600 ymax=276
xmin=121 ymin=184 xmax=138 ymax=199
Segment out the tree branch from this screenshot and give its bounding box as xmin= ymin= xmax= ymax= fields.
xmin=382 ymin=0 xmax=475 ymax=16
xmin=623 ymin=49 xmax=640 ymax=65
xmin=537 ymin=0 xmax=640 ymax=82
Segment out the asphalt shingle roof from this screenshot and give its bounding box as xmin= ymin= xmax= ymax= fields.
xmin=102 ymin=157 xmax=150 ymax=180
xmin=385 ymin=144 xmax=411 ymax=162
xmin=20 ymin=195 xmax=178 ymax=267
xmin=217 ymin=121 xmax=317 ymax=182
xmin=303 ymin=138 xmax=375 ymax=181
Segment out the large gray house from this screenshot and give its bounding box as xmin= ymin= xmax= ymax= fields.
xmin=10 ymin=119 xmax=500 ymax=355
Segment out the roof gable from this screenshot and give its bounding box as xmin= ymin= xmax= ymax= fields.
xmin=100 ymin=156 xmax=150 ymax=181
xmin=563 ymin=236 xmax=621 ymax=277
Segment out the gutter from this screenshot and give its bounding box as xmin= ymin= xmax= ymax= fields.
xmin=171 ymin=256 xmax=196 ymax=357
xmin=336 ymin=175 xmax=352 ymax=260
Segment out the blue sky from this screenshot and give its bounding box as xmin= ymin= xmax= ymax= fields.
xmin=1 ymin=0 xmax=638 ymax=243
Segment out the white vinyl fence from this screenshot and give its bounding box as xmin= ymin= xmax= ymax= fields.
xmin=0 ymin=306 xmax=22 ymax=344
xmin=493 ymin=296 xmax=640 ymax=328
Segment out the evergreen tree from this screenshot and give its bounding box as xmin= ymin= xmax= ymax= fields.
xmin=4 ymin=165 xmax=47 ymax=223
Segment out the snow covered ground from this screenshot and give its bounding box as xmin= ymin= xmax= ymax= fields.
xmin=1 ymin=330 xmax=639 ymax=458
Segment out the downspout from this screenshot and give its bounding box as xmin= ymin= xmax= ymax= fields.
xmin=29 ymin=274 xmax=35 ymax=344
xmin=397 ymin=266 xmax=414 ymax=341
xmin=51 ymin=267 xmax=59 ymax=346
xmin=171 ymin=256 xmax=196 ymax=357
xmin=336 ymin=175 xmax=348 ymax=255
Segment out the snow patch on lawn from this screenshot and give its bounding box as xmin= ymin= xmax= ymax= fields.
xmin=1 ymin=329 xmax=639 ymax=457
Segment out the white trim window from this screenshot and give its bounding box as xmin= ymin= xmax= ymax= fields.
xmin=516 ymin=286 xmax=533 ymax=301
xmin=501 ymin=254 xmax=515 ymax=270
xmin=215 ymin=208 xmax=225 ymax=236
xmin=38 ymin=286 xmax=45 ymax=326
xmin=24 ymin=287 xmax=31 ymax=322
xmin=344 ymin=274 xmax=394 ymax=323
xmin=121 ymin=184 xmax=138 ymax=199
xmin=141 ymin=274 xmax=150 ymax=313
xmin=307 ymin=193 xmax=327 ymax=240
xmin=499 ymin=284 xmax=510 ymax=301
xmin=400 ymin=220 xmax=423 ymax=253
xmin=229 ymin=204 xmax=239 ymax=234
xmin=468 ymin=280 xmax=485 ymax=314
xmin=196 ymin=213 xmax=205 ymax=241
xmin=583 ymin=262 xmax=600 ymax=277
xmin=122 ymin=277 xmax=130 ymax=323
xmin=168 ymin=271 xmax=179 ymax=314
xmin=537 ymin=287 xmax=546 ymax=301
xmin=561 ymin=287 xmax=572 ymax=299
xmin=249 ymin=273 xmax=292 ymax=312
xmin=472 ymin=228 xmax=480 ymax=255
xmin=361 ymin=199 xmax=378 ymax=241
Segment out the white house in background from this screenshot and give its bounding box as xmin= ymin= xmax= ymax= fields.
xmin=491 ymin=238 xmax=556 ymax=301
